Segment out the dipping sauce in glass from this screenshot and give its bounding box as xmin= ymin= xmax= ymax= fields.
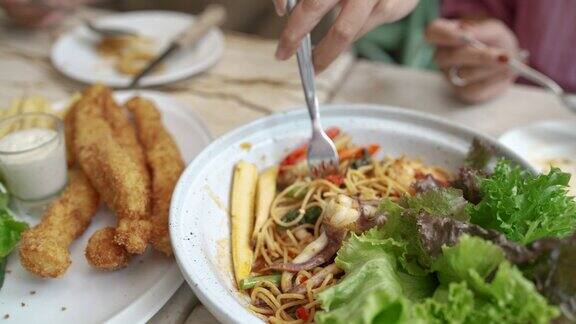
xmin=0 ymin=113 xmax=67 ymax=201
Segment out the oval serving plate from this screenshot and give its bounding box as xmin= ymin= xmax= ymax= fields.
xmin=170 ymin=104 xmax=533 ymax=324
xmin=0 ymin=91 xmax=211 ymax=324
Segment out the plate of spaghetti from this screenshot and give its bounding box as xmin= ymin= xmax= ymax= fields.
xmin=170 ymin=105 xmax=576 ymax=324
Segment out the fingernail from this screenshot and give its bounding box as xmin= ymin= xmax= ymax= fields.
xmin=275 ymin=7 xmax=286 ymax=17
xmin=275 ymin=46 xmax=289 ymax=60
xmin=498 ymin=54 xmax=509 ymax=64
xmin=458 ymin=20 xmax=474 ymax=29
xmin=274 ymin=1 xmax=286 ymax=16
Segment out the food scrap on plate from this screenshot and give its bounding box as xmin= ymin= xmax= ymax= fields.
xmin=96 ymin=36 xmax=159 ymax=76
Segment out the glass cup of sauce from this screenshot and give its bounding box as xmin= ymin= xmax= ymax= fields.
xmin=0 ymin=113 xmax=67 ymax=208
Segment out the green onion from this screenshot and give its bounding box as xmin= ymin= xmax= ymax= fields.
xmin=303 ymin=206 xmax=322 ymax=224
xmin=281 ymin=206 xmax=322 ymax=227
xmin=239 ymin=274 xmax=282 ymax=290
xmin=282 ymin=209 xmax=301 ymax=223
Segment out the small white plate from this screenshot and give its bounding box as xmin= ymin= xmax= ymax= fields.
xmin=51 ymin=11 xmax=224 ymax=88
xmin=0 ymin=91 xmax=212 ymax=323
xmin=169 ymin=105 xmax=533 ymax=324
xmin=500 ymin=120 xmax=576 ymax=189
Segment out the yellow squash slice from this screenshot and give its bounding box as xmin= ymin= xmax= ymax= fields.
xmin=252 ymin=166 xmax=278 ymax=242
xmin=231 ymin=160 xmax=258 ymax=286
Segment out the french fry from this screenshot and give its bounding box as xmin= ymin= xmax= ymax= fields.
xmin=231 ymin=161 xmax=258 ymax=286
xmin=0 ymin=96 xmax=54 ymax=134
xmin=252 ymin=166 xmax=278 ymax=242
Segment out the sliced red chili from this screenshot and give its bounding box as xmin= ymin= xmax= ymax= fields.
xmin=338 ymin=147 xmax=363 ymax=160
xmin=338 ymin=144 xmax=379 ymax=161
xmin=280 ymin=144 xmax=307 ymax=167
xmin=366 ymin=144 xmax=380 ymax=155
xmin=296 ymin=306 xmax=310 ymax=321
xmin=280 ymin=127 xmax=341 ymax=167
xmin=325 ymin=174 xmax=344 ymax=186
xmin=325 ymin=127 xmax=341 ymax=139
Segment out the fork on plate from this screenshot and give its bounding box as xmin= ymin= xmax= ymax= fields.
xmin=286 ymin=0 xmax=340 ymax=178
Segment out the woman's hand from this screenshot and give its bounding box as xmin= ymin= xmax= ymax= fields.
xmin=273 ymin=0 xmax=419 ymax=72
xmin=426 ymin=18 xmax=520 ymax=103
xmin=0 ymin=0 xmax=80 ymax=27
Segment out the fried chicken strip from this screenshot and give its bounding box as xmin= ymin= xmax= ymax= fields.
xmin=100 ymin=89 xmax=152 ymax=252
xmin=83 ymin=87 xmax=151 ymax=267
xmin=126 ymin=97 xmax=184 ymax=256
xmin=61 ymin=85 xmax=131 ymax=270
xmin=85 ymin=227 xmax=129 ymax=270
xmin=100 ymin=87 xmax=149 ymax=179
xmin=75 ymin=87 xmax=151 ymax=254
xmin=63 ymin=102 xmax=77 ymax=167
xmin=19 ymin=170 xmax=100 ymax=278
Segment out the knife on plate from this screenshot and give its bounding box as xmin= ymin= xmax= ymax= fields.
xmin=128 ymin=4 xmax=227 ymax=88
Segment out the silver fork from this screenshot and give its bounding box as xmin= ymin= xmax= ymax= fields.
xmin=83 ymin=18 xmax=138 ymax=38
xmin=286 ymin=0 xmax=339 ymax=178
xmin=461 ymin=35 xmax=576 ymax=113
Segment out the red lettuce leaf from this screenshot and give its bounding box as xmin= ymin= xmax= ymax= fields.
xmin=415 ymin=212 xmax=536 ymax=265
xmin=524 ymin=234 xmax=576 ymax=323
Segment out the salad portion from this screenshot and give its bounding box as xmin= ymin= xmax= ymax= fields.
xmin=0 ymin=181 xmax=28 ymax=290
xmin=230 ymin=129 xmax=576 ymax=324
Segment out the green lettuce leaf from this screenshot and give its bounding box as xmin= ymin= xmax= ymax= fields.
xmin=316 ymin=229 xmax=436 ymax=324
xmin=317 ymin=289 xmax=423 ymax=324
xmin=329 ymin=229 xmax=436 ymax=302
xmin=431 ymin=235 xmax=559 ymax=324
xmin=316 ymin=232 xmax=559 ymax=324
xmin=469 ymin=262 xmax=559 ymax=323
xmin=431 ymin=235 xmax=505 ymax=286
xmin=376 ymin=206 xmax=430 ymax=273
xmin=414 ymin=265 xmax=558 ymax=324
xmin=0 ymin=182 xmax=27 ymax=290
xmin=413 ymin=282 xmax=474 ymax=324
xmin=0 ymin=209 xmax=27 ymax=258
xmin=334 ymin=228 xmax=406 ymax=273
xmin=468 ymin=160 xmax=576 ymax=244
xmin=0 ymin=182 xmax=27 ymax=258
xmin=0 ymin=182 xmax=8 ymax=210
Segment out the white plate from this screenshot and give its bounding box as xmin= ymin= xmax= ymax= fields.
xmin=0 ymin=91 xmax=212 ymax=323
xmin=51 ymin=11 xmax=224 ymax=88
xmin=500 ymin=120 xmax=576 ymax=190
xmin=169 ymin=104 xmax=533 ymax=324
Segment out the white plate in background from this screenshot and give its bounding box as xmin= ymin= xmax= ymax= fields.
xmin=51 ymin=11 xmax=224 ymax=88
xmin=0 ymin=91 xmax=211 ymax=323
xmin=500 ymin=120 xmax=576 ymax=192
xmin=169 ymin=105 xmax=533 ymax=324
